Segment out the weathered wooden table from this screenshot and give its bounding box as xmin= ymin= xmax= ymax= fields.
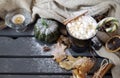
xmin=0 ymin=26 xmax=112 ymax=78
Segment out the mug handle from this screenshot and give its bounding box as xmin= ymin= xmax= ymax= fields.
xmin=91 ymin=36 xmax=102 ymax=50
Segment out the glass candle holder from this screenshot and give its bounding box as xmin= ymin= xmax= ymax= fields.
xmin=5 ymin=8 xmax=31 ymax=32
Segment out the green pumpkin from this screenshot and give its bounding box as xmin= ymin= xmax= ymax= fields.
xmin=34 ymin=18 xmax=60 ymax=43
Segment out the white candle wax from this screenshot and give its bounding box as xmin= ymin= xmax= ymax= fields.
xmin=12 ymin=14 xmax=25 ymax=25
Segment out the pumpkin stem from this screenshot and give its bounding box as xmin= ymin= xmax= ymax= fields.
xmin=41 ymin=18 xmax=48 ymax=28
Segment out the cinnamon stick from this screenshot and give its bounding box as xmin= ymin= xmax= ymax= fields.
xmin=100 ymin=63 xmax=113 ymax=77
xmin=63 ymin=11 xmax=88 ymax=25
xmin=92 ymin=63 xmax=114 ymax=78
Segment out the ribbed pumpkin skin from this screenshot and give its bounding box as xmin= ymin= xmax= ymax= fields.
xmin=34 ymin=18 xmax=60 ymax=43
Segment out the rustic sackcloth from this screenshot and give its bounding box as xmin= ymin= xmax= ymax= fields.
xmin=32 ymin=0 xmax=120 ymax=78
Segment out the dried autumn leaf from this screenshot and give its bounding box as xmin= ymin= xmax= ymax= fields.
xmin=59 ymin=59 xmax=73 ymax=70
xmin=72 ymin=69 xmax=86 ymax=78
xmin=51 ymin=42 xmax=94 ymax=78
xmin=59 ymin=56 xmax=94 ymax=78
xmin=59 ymin=56 xmax=94 ymax=71
xmin=59 ymin=56 xmax=75 ymax=70
xmin=51 ymin=42 xmax=67 ymax=62
xmin=59 ymin=56 xmax=82 ymax=70
xmin=67 ymin=56 xmax=81 ymax=62
xmin=72 ymin=57 xmax=94 ymax=78
xmin=42 ymin=45 xmax=51 ymax=52
xmin=72 ymin=57 xmax=94 ymax=73
xmin=57 ymin=35 xmax=71 ymax=48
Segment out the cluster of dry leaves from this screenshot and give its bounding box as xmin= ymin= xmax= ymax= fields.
xmin=51 ymin=41 xmax=95 ymax=78
xmin=50 ymin=35 xmax=113 ymax=78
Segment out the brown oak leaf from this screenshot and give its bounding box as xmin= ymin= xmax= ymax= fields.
xmin=51 ymin=42 xmax=67 ymax=63
xmin=57 ymin=35 xmax=71 ymax=48
xmin=59 ymin=56 xmax=82 ymax=70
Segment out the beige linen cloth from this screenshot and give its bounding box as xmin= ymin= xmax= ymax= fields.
xmin=32 ymin=0 xmax=120 ymax=78
xmin=0 ymin=0 xmax=120 ymax=78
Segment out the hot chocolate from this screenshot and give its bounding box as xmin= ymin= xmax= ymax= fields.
xmin=67 ymin=15 xmax=97 ymax=40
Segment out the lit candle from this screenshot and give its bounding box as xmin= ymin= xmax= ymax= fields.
xmin=12 ymin=14 xmax=25 ymax=25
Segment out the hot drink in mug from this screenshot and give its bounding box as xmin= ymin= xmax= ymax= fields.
xmin=66 ymin=15 xmax=101 ymax=52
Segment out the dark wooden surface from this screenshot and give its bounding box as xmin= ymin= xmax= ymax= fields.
xmin=0 ymin=27 xmax=112 ymax=78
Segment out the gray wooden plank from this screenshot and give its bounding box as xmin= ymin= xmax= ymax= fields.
xmin=0 ymin=58 xmax=104 ymax=74
xmin=0 ymin=75 xmax=112 ymax=78
xmin=0 ymin=37 xmax=96 ymax=57
xmin=0 ymin=75 xmax=70 ymax=78
xmin=0 ymin=58 xmax=67 ymax=73
xmin=0 ymin=26 xmax=34 ymax=37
